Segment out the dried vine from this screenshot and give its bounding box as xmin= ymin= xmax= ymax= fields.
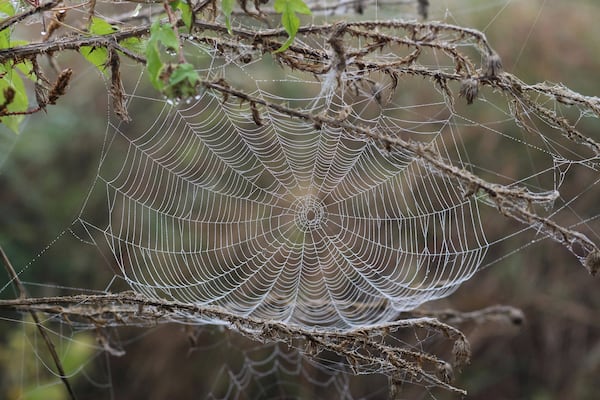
xmin=0 ymin=289 xmax=531 ymax=396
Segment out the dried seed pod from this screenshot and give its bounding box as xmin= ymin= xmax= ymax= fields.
xmin=48 ymin=68 xmax=72 ymax=105
xmin=109 ymin=49 xmax=131 ymax=122
xmin=388 ymin=375 xmax=403 ymax=399
xmin=459 ymin=78 xmax=479 ymax=104
xmin=436 ymin=362 xmax=454 ymax=384
xmin=452 ymin=338 xmax=471 ymax=368
xmin=328 ymin=23 xmax=347 ymax=74
xmin=43 ymin=9 xmax=67 ymax=40
xmin=34 ymin=82 xmax=48 ymax=108
xmin=507 ymin=308 xmax=525 ymax=326
xmin=484 ymin=51 xmax=503 ymax=78
xmin=584 ymin=249 xmax=600 ymax=276
xmin=354 ymin=0 xmax=365 ymax=14
xmin=239 ymin=53 xmax=252 ymax=64
xmin=0 ymin=87 xmax=15 ymax=114
xmin=371 ymin=82 xmax=384 ymax=105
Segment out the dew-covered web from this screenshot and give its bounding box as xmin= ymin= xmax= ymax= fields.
xmin=74 ymin=2 xmax=600 ymax=333
xmin=86 ymin=55 xmax=489 ymax=329
xmin=1 ymin=0 xmax=600 ymax=398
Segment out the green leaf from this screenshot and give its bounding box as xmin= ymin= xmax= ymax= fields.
xmin=145 ymin=21 xmax=180 ymax=91
xmin=15 ymin=60 xmax=34 ymax=80
xmin=222 ymin=0 xmax=235 ymax=35
xmin=88 ymin=16 xmax=117 ymax=35
xmin=149 ymin=21 xmax=179 ymax=52
xmin=145 ymin=44 xmax=163 ymax=90
xmin=0 ymin=0 xmax=15 ymax=19
xmin=80 ymin=17 xmax=117 ymax=74
xmin=120 ymin=37 xmax=146 ymax=57
xmin=273 ymin=0 xmax=311 ymax=53
xmin=274 ymin=0 xmax=311 ymax=15
xmin=276 ymin=35 xmax=297 ymax=54
xmin=163 ymin=63 xmax=200 ymax=99
xmin=81 ymin=46 xmax=108 ymax=69
xmin=168 ymin=63 xmax=198 ymax=87
xmin=280 ymin=10 xmax=300 ymax=38
xmin=0 ymin=25 xmax=10 ymax=50
xmin=0 ymin=64 xmax=28 ymax=134
xmin=175 ymin=0 xmax=193 ymax=31
xmin=80 ymin=46 xmax=109 ymax=73
xmin=0 ymin=1 xmax=14 ymax=52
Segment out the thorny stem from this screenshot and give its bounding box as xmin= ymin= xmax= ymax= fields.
xmin=0 ymin=19 xmax=493 ymax=63
xmin=0 ymin=26 xmax=150 ymax=63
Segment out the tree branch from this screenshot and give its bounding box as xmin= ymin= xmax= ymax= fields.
xmin=0 ymin=1 xmax=62 ymax=33
xmin=0 ymin=291 xmax=471 ymax=394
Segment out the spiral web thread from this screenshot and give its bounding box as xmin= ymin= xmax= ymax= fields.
xmin=72 ymin=0 xmax=600 ymax=335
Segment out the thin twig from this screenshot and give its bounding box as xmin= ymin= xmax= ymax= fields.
xmin=113 ymin=41 xmax=147 ymax=63
xmin=0 ymin=0 xmax=62 ymax=33
xmin=411 ymin=305 xmax=525 ymax=326
xmin=0 ymin=247 xmax=27 ymax=298
xmin=0 ymin=19 xmax=493 ymax=63
xmin=163 ymin=0 xmax=186 ymax=64
xmin=0 ymin=246 xmax=78 ymax=400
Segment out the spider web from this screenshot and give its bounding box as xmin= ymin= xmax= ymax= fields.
xmin=84 ymin=62 xmax=488 ymax=330
xmin=73 ymin=1 xmax=600 ymax=333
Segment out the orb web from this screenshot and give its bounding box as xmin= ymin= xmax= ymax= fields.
xmin=73 ymin=1 xmax=600 ymax=333
xmin=84 ymin=41 xmax=493 ymax=330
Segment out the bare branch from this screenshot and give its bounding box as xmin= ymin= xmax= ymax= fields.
xmin=0 ymin=1 xmax=62 ymax=33
xmin=0 ymin=291 xmax=470 ymax=394
xmin=411 ymin=305 xmax=525 ymax=327
xmin=0 ymin=26 xmax=150 ymax=63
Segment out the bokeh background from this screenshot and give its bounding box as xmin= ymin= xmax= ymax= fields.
xmin=1 ymin=0 xmax=599 ymax=399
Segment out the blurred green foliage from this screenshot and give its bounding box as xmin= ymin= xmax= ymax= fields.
xmin=0 ymin=318 xmax=95 ymax=400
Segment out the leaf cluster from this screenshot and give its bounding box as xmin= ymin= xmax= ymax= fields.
xmin=0 ymin=0 xmax=310 ymax=132
xmin=0 ymin=1 xmax=30 ymax=133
